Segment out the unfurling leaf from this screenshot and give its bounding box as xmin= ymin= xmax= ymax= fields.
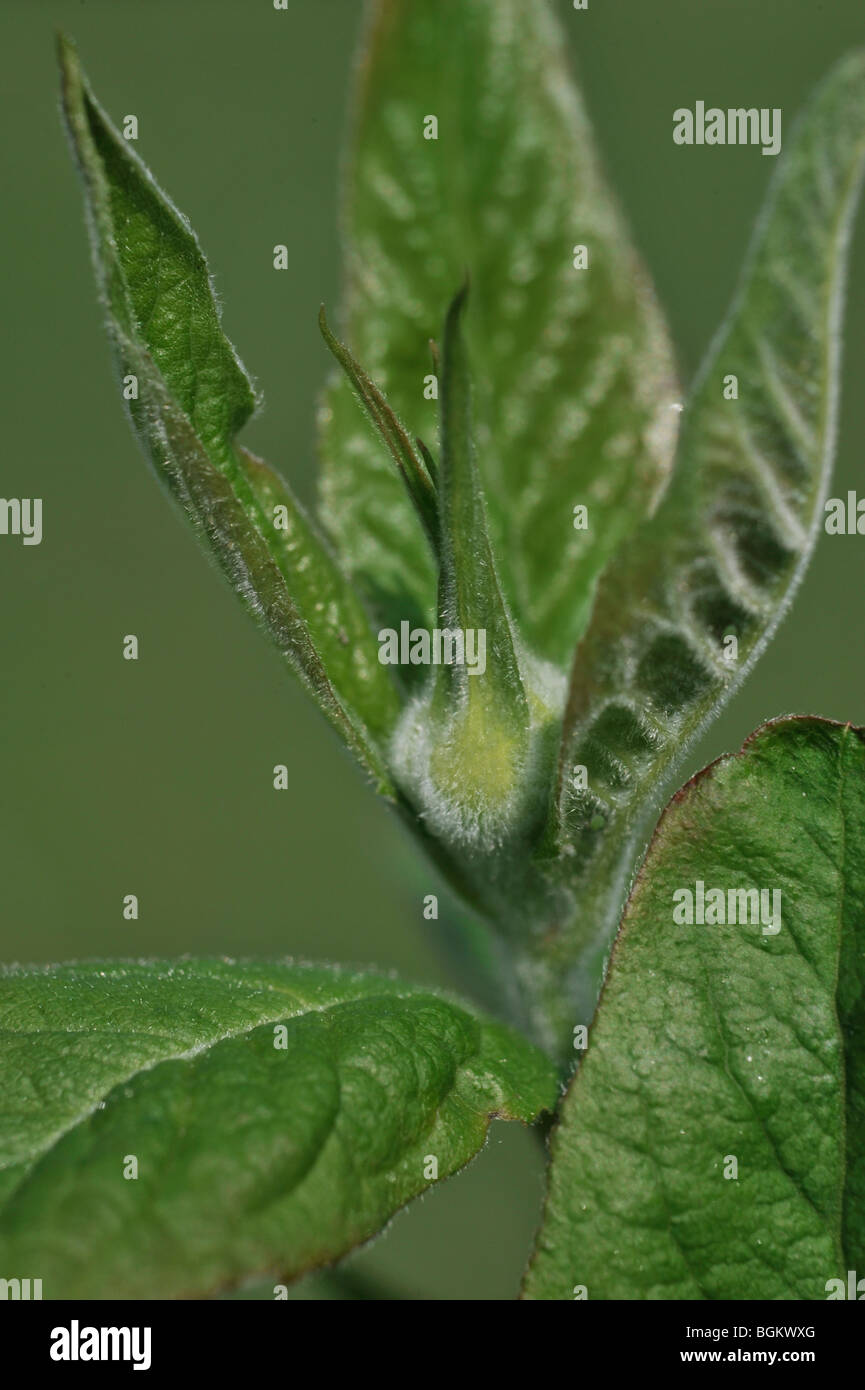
xmin=525 ymin=718 xmax=865 ymax=1300
xmin=392 ymin=286 xmax=534 ymax=853
xmin=0 ymin=959 xmax=557 ymax=1299
xmin=58 ymin=35 xmax=399 ymax=792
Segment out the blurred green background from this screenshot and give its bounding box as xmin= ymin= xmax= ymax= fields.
xmin=2 ymin=0 xmax=864 ymax=1299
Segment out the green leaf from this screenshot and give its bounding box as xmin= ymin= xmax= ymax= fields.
xmin=532 ymin=51 xmax=865 ymax=1046
xmin=386 ymin=287 xmax=567 ymax=894
xmin=319 ymin=306 xmax=440 ymax=557
xmin=405 ymin=286 xmax=533 ymax=848
xmin=58 ymin=35 xmax=400 ymax=790
xmin=319 ymin=0 xmax=679 ymax=662
xmin=525 ymin=717 xmax=865 ymax=1301
xmin=0 ymin=958 xmax=557 ymax=1299
xmin=433 ymin=285 xmax=525 ymax=718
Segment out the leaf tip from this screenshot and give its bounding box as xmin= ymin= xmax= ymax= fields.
xmin=56 ymin=30 xmax=83 ymax=119
xmin=55 ymin=29 xmax=77 ymax=69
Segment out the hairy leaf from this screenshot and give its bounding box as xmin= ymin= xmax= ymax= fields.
xmin=59 ymin=36 xmax=400 ymax=790
xmin=319 ymin=306 xmax=440 ymax=556
xmin=531 ymin=51 xmax=865 ymax=1047
xmin=414 ymin=287 xmax=532 ymax=846
xmin=319 ymin=0 xmax=678 ymax=661
xmin=387 ymin=287 xmax=564 ymax=892
xmin=433 ymin=286 xmax=525 ymax=719
xmin=0 ymin=959 xmax=557 ymax=1299
xmin=525 ymin=718 xmax=865 ymax=1300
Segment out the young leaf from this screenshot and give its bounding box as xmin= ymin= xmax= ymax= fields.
xmin=420 ymin=286 xmax=532 ymax=845
xmin=58 ymin=36 xmax=400 ymax=790
xmin=319 ymin=306 xmax=440 ymax=555
xmin=433 ymin=286 xmax=525 ymax=713
xmin=319 ymin=0 xmax=679 ymax=661
xmin=0 ymin=959 xmax=557 ymax=1299
xmin=525 ymin=718 xmax=865 ymax=1301
xmin=534 ymin=51 xmax=865 ymax=1044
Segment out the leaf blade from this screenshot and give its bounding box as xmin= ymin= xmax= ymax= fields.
xmin=59 ymin=32 xmax=256 ymax=462
xmin=0 ymin=958 xmax=557 ymax=1299
xmin=525 ymin=717 xmax=865 ymax=1300
xmin=59 ymin=36 xmax=400 ymax=787
xmin=319 ymin=306 xmax=440 ymax=555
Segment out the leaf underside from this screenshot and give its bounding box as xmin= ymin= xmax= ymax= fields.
xmin=525 ymin=718 xmax=865 ymax=1300
xmin=0 ymin=959 xmax=557 ymax=1299
xmin=526 ymin=50 xmax=865 ymax=1052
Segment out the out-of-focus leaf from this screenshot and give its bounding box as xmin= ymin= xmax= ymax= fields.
xmin=319 ymin=0 xmax=679 ymax=661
